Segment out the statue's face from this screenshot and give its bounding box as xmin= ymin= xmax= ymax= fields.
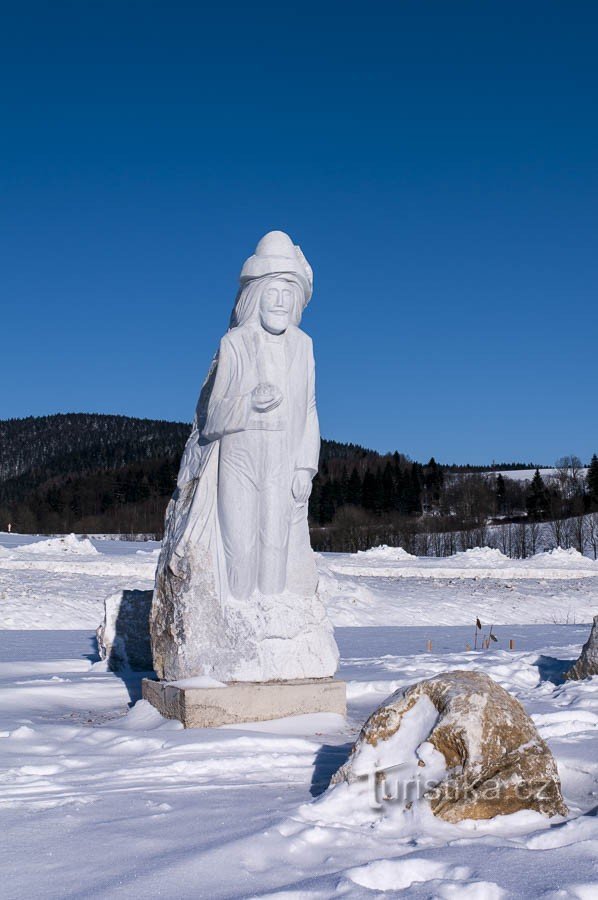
xmin=259 ymin=280 xmax=295 ymax=334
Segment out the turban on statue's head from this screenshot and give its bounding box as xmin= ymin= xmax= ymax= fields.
xmin=239 ymin=230 xmax=313 ymax=304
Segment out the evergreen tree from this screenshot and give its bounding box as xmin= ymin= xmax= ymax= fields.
xmin=495 ymin=473 xmax=506 ymax=514
xmin=361 ymin=471 xmax=378 ymax=511
xmin=339 ymin=466 xmax=350 ymax=505
xmin=394 ymin=465 xmax=407 ymax=514
xmin=526 ymin=469 xmax=549 ymax=519
xmin=406 ymin=463 xmax=423 ymax=514
xmin=424 ymin=457 xmax=443 ymax=510
xmin=347 ymin=467 xmax=362 ymax=505
xmin=332 ymin=477 xmax=345 ymax=509
xmin=70 ymin=490 xmax=82 ymax=519
xmin=382 ymin=461 xmax=395 ymax=511
xmin=373 ymin=467 xmax=385 ymax=514
xmin=318 ymin=480 xmax=336 ymax=524
xmin=308 ymin=474 xmax=322 ymax=522
xmin=46 ymin=485 xmax=65 ymax=514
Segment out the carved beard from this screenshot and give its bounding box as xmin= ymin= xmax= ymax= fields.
xmin=230 ymin=275 xmax=304 ymax=330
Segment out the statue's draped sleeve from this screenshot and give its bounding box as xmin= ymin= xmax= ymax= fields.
xmin=202 ymin=335 xmax=251 ymax=441
xmin=176 ymin=335 xmax=250 ymax=490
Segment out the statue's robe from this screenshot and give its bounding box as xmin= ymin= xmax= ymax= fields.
xmin=151 ymin=323 xmax=338 ymax=682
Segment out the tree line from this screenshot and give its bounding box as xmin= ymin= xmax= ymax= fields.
xmin=309 ymin=455 xmax=598 ymax=552
xmin=1 ymin=414 xmax=596 ymax=552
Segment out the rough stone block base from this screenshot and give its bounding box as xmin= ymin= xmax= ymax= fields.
xmin=142 ymin=677 xmax=347 ymax=727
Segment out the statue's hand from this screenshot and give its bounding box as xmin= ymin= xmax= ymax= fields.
xmin=292 ymin=469 xmax=313 ymax=504
xmin=252 ymin=383 xmax=283 ymax=413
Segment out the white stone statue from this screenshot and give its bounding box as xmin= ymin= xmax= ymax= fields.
xmin=150 ymin=231 xmax=339 ymax=684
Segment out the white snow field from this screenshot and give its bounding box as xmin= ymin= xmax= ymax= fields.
xmin=487 ymin=468 xmax=588 ymax=483
xmin=1 ymin=533 xmax=598 ymax=898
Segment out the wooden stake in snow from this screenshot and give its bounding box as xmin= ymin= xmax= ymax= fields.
xmin=426 ymin=639 xmax=432 ymax=652
xmin=509 ymin=639 xmax=515 ymax=650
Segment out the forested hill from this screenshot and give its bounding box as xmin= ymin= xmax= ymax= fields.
xmin=0 ymin=413 xmax=191 ymax=482
xmin=1 ymin=413 xmax=560 ymax=546
xmin=0 ymin=413 xmax=384 ymax=535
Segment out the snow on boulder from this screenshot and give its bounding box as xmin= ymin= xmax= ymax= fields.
xmin=331 ymin=670 xmax=566 ymax=823
xmin=566 ymin=615 xmax=598 ymax=680
xmin=19 ymin=534 xmax=99 ymax=555
xmin=97 ymin=589 xmax=154 ymax=671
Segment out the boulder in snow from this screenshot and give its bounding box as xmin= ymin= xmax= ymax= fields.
xmin=97 ymin=589 xmax=154 ymax=671
xmin=566 ymin=615 xmax=598 ymax=680
xmin=332 ymin=670 xmax=566 ymax=822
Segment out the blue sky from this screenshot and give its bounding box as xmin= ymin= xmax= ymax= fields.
xmin=2 ymin=2 xmax=597 ymax=464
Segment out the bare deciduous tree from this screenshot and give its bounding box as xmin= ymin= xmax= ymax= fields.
xmin=555 ymin=455 xmax=585 ymax=499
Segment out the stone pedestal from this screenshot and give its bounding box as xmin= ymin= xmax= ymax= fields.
xmin=142 ymin=677 xmax=346 ymax=728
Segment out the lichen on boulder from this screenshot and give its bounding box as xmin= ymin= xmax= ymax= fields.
xmin=565 ymin=615 xmax=598 ymax=681
xmin=332 ymin=670 xmax=567 ymax=823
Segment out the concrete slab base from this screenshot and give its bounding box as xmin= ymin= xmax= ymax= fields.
xmin=142 ymin=677 xmax=347 ymax=728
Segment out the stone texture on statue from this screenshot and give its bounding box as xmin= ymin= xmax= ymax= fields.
xmin=149 ymin=231 xmax=340 ymax=684
xmin=97 ymin=589 xmax=153 ymax=671
xmin=332 ymin=671 xmax=566 ymax=822
xmin=566 ymin=615 xmax=598 ymax=680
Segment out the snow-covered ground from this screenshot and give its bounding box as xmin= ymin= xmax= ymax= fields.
xmin=2 ymin=534 xmax=598 ymax=630
xmin=319 ymin=545 xmax=598 ymax=628
xmin=475 ymin=468 xmax=588 ymax=483
xmin=1 ymin=534 xmax=597 ymax=898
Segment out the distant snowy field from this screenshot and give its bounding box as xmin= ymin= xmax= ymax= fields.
xmin=1 ymin=533 xmax=597 ymax=898
xmin=2 ymin=533 xmax=598 ymax=629
xmin=481 ymin=467 xmax=588 ymax=482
